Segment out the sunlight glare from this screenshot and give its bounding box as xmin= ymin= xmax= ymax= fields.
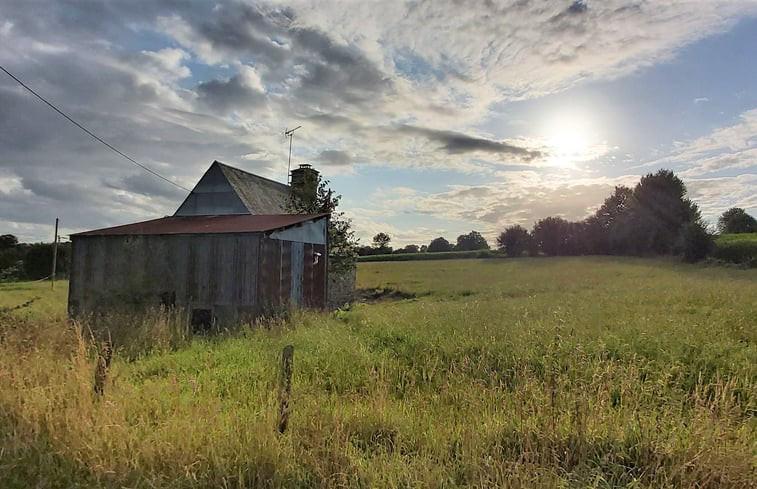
xmin=542 ymin=111 xmax=598 ymax=167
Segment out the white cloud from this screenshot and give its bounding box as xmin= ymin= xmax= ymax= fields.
xmin=641 ymin=107 xmax=757 ymax=178
xmin=348 ymin=173 xmax=640 ymax=246
xmin=687 ymin=174 xmax=757 ymax=224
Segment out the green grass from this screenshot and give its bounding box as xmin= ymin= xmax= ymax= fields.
xmin=1 ymin=257 xmax=755 ymax=488
xmin=0 ymin=279 xmax=68 ymax=321
xmin=716 ymin=232 xmax=757 ymax=245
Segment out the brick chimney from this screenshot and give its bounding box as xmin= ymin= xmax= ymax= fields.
xmin=290 ymin=163 xmax=320 ymax=210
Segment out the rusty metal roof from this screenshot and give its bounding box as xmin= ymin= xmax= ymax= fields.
xmin=73 ymin=214 xmax=329 ymax=237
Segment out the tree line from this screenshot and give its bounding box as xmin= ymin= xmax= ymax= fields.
xmin=497 ymin=170 xmax=755 ymax=262
xmin=0 ymin=234 xmax=70 ymax=281
xmin=361 ymin=169 xmax=756 ymax=262
xmin=358 ymin=230 xmax=491 ymax=256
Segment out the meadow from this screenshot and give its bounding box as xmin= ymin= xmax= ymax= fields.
xmin=0 ymin=257 xmax=755 ymax=488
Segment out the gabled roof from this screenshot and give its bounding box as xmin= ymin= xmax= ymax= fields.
xmin=174 ymin=161 xmax=291 ymax=216
xmin=73 ymin=214 xmax=329 ymax=237
xmin=217 ymin=162 xmax=291 ymax=214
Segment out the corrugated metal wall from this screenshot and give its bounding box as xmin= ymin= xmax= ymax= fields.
xmin=69 ymin=231 xmax=327 ymax=324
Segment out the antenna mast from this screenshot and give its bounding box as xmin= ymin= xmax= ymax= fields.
xmin=284 ymin=125 xmax=302 ymax=183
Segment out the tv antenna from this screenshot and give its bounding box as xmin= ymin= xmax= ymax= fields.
xmin=284 ymin=125 xmax=301 ymax=183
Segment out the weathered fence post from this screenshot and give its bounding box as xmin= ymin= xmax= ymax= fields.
xmin=94 ymin=339 xmax=113 ymax=396
xmin=277 ymin=344 xmax=294 ymax=433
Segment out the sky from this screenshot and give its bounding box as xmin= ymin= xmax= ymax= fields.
xmin=1 ymin=0 xmax=756 ymax=247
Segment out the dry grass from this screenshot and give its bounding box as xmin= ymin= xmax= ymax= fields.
xmin=0 ymin=257 xmax=755 ymax=488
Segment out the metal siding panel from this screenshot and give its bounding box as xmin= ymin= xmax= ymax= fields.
xmin=90 ymin=236 xmax=107 ymax=292
xmin=209 ymin=235 xmax=222 ymax=304
xmin=186 ymin=237 xmax=199 ymax=304
xmin=128 ymin=235 xmax=150 ymax=292
xmin=103 ymin=236 xmax=119 ymax=292
xmin=303 ymin=243 xmax=314 ymax=308
xmin=238 ymin=234 xmax=259 ymax=308
xmin=313 ymin=243 xmax=326 ymax=308
xmin=290 ymin=241 xmax=304 ymax=307
xmin=280 ymin=240 xmax=292 ymax=305
xmin=232 ymin=235 xmax=243 ymax=305
xmin=174 ymin=163 xmax=249 ymax=216
xmin=258 ymin=237 xmax=281 ymax=313
xmin=269 ymin=219 xmax=327 ymax=244
xmin=68 ymin=238 xmax=86 ymax=313
xmin=197 ymin=236 xmax=212 ymax=304
xmin=250 ymin=234 xmax=259 ymax=307
xmin=174 ymin=235 xmax=190 ymax=305
xmin=69 ymin=230 xmax=276 ymax=321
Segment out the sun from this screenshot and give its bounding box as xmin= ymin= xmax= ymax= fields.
xmin=541 ymin=111 xmax=597 ymax=167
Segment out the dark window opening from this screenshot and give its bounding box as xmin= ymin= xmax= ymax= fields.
xmin=160 ymin=291 xmax=176 ymax=308
xmin=191 ymin=308 xmax=212 ymax=333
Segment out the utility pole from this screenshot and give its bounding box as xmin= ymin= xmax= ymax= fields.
xmin=284 ymin=125 xmax=302 ymax=184
xmin=51 ymin=217 xmax=59 ymax=289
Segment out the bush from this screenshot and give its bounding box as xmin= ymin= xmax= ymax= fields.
xmin=713 ymin=234 xmax=757 ymax=266
xmin=680 ymin=223 xmax=714 ymax=263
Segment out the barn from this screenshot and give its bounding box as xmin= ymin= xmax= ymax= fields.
xmin=68 ymin=161 xmax=331 ymax=327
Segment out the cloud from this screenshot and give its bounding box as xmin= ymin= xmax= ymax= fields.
xmin=107 ymin=171 xmax=187 ymax=201
xmin=686 ymin=174 xmax=757 ymax=224
xmin=347 ymin=173 xmax=640 ymax=246
xmin=645 ymin=107 xmax=757 ymax=177
xmin=694 ymin=97 xmax=710 ymax=104
xmin=315 ymin=150 xmax=352 ymax=166
xmin=1 ymin=0 xmax=756 ymax=241
xmin=399 ymin=126 xmax=542 ymax=159
xmin=196 ymin=74 xmax=266 ymax=113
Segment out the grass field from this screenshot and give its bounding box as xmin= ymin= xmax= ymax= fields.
xmin=1 ymin=257 xmax=755 ymax=488
xmin=716 ymin=232 xmax=757 ymax=245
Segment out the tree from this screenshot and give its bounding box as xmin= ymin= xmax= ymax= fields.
xmin=0 ymin=234 xmax=22 ymax=279
xmin=22 ymin=242 xmax=70 ymax=280
xmin=427 ymin=237 xmax=452 ymax=252
xmin=398 ymin=244 xmax=419 ymax=254
xmin=584 ymin=186 xmax=633 ymax=254
xmin=619 ymin=169 xmax=700 ymax=255
xmin=455 ymin=231 xmax=489 ymax=251
xmin=357 ymin=245 xmax=378 ymax=256
xmin=681 ymin=222 xmax=714 ymax=262
xmin=372 ymin=232 xmax=392 ymax=252
xmin=0 ymin=234 xmax=18 ymax=249
xmin=532 ymin=216 xmax=571 ymax=256
xmin=717 ymin=207 xmax=757 ymax=234
xmin=287 ymin=178 xmax=357 ymax=274
xmin=496 ymin=225 xmax=531 ymax=257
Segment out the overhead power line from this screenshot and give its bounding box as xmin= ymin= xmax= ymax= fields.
xmin=0 ymin=64 xmax=190 ymax=192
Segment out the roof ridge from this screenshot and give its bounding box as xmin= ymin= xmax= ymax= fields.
xmin=215 ymin=160 xmax=290 ymax=190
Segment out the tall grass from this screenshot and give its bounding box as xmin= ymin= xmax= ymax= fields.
xmin=1 ymin=257 xmax=755 ymax=488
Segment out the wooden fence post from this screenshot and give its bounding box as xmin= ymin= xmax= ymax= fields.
xmin=277 ymin=345 xmax=294 ymax=433
xmin=94 ymin=339 xmax=113 ymax=396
